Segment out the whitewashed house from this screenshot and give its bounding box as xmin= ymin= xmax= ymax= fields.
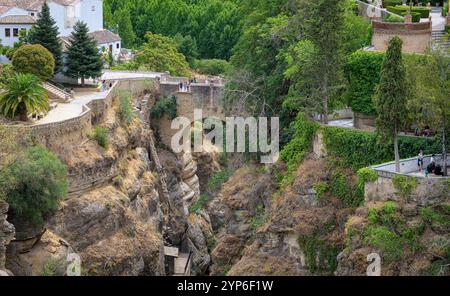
xmin=0 ymin=0 xmax=121 ymax=58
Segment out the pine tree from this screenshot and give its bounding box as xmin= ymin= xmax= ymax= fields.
xmin=64 ymin=21 xmax=103 ymax=85
xmin=375 ymin=36 xmax=408 ymax=172
xmin=28 ymin=1 xmax=62 ymax=73
xmin=116 ymin=9 xmax=136 ymax=48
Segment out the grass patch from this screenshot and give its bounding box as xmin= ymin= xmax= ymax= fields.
xmin=88 ymin=126 xmax=109 ymax=149
xmin=189 ymin=194 xmax=210 ymax=214
xmin=208 ymin=169 xmax=232 ymax=191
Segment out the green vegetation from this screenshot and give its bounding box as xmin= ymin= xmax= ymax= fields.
xmin=89 ymin=126 xmax=109 ymax=149
xmin=0 ymin=146 xmax=68 ymax=226
xmin=64 ymin=21 xmax=103 ymax=85
xmin=249 ymin=204 xmax=269 ymax=231
xmin=0 ymin=73 xmax=49 ymax=121
xmin=344 ymin=51 xmax=385 ymax=115
xmin=280 ymin=113 xmax=318 ymax=183
xmin=298 ymin=234 xmax=340 ymax=274
xmin=392 ymin=175 xmax=417 ymax=199
xmin=150 ymin=96 xmax=177 ymax=120
xmin=190 ymin=194 xmax=210 ymax=214
xmin=103 ymin=0 xmax=242 ymax=60
xmin=118 ymin=91 xmax=134 ymax=125
xmin=12 ymin=44 xmax=55 ymax=81
xmin=420 ymin=205 xmax=450 ymax=227
xmin=208 ymin=169 xmax=232 ymax=191
xmin=313 ymin=182 xmax=328 ymax=200
xmin=322 ymin=124 xmax=440 ymax=169
xmin=40 ymin=256 xmax=67 ymax=276
xmin=387 ymin=6 xmax=431 ymax=19
xmin=132 ymin=33 xmax=190 ymax=76
xmin=28 ymin=1 xmax=63 ymax=72
xmin=191 ymin=59 xmax=231 ymax=76
xmin=375 ymin=36 xmax=408 ymax=172
xmin=363 ymin=202 xmax=425 ymax=262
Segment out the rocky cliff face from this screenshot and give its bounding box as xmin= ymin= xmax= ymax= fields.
xmin=206 ymin=154 xmax=449 ymax=276
xmin=0 ymin=201 xmax=14 ymax=276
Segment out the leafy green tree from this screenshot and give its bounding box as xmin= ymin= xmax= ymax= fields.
xmin=286 ymin=0 xmax=346 ymax=124
xmin=28 ymin=1 xmax=63 ymax=72
xmin=0 ymin=145 xmax=67 ymax=226
xmin=135 ymin=32 xmax=189 ymax=76
xmin=0 ymin=73 xmax=49 ymax=121
xmin=173 ymin=34 xmax=198 ymax=63
xmin=375 ymin=36 xmax=408 ymax=172
xmin=64 ymin=21 xmax=103 ymax=85
xmin=12 ymin=44 xmax=55 ymax=81
xmin=116 ymin=8 xmax=136 ymax=48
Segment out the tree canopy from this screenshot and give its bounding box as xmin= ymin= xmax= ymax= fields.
xmin=12 ymin=44 xmax=55 ymax=81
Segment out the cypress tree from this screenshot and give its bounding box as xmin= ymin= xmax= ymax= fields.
xmin=64 ymin=21 xmax=103 ymax=85
xmin=375 ymin=36 xmax=408 ymax=172
xmin=28 ymin=1 xmax=62 ymax=73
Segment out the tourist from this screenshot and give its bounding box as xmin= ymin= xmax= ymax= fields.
xmin=418 ymin=149 xmax=424 ymax=172
xmin=179 ymin=82 xmax=183 ymax=92
xmin=431 ymin=154 xmax=436 ymax=164
xmin=102 ymin=80 xmax=107 ymax=92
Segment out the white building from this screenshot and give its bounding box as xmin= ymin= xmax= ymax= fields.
xmin=0 ymin=0 xmax=121 ymax=58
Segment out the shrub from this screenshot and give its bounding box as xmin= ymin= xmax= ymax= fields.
xmin=192 ymin=59 xmax=231 ymax=76
xmin=384 ymin=13 xmax=404 ymax=23
xmin=40 ymin=256 xmax=67 ymax=276
xmin=280 ymin=113 xmax=319 ymax=176
xmin=89 ymin=126 xmax=109 ymax=149
xmin=330 ymin=172 xmax=352 ymax=206
xmin=190 ymin=194 xmax=210 ymax=214
xmin=313 ymin=182 xmax=328 ymax=200
xmin=12 ymin=44 xmax=55 ymax=81
xmin=420 ymin=206 xmax=450 ymax=227
xmin=119 ymin=91 xmax=134 ymax=125
xmin=387 ymin=6 xmax=430 ymax=19
xmin=150 ymin=96 xmax=177 ymax=120
xmin=364 ymin=226 xmax=404 ymax=261
xmin=249 ymin=204 xmax=269 ymax=231
xmin=322 ymin=125 xmax=441 ymax=169
xmin=1 ymin=146 xmax=67 ymax=226
xmin=392 ymin=175 xmax=417 ymax=199
xmin=344 ymin=51 xmax=385 ymax=115
xmin=355 ymin=167 xmax=379 ymax=204
xmin=208 ymin=169 xmax=232 ymax=191
xmin=298 ymin=235 xmax=339 ymax=274
xmin=382 ymin=0 xmax=402 ymax=7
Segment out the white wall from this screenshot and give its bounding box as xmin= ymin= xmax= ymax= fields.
xmin=48 ymin=0 xmax=103 ymax=37
xmin=99 ymin=41 xmax=121 ymax=59
xmin=0 ymin=24 xmax=32 ymax=47
xmin=79 ymin=0 xmax=103 ymax=33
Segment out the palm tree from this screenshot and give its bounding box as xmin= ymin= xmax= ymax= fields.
xmin=0 ymin=73 xmax=49 ymax=121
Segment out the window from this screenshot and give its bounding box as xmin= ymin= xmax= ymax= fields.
xmin=31 ymin=12 xmax=35 ymax=16
xmin=5 ymin=28 xmax=10 ymax=37
xmin=13 ymin=28 xmax=19 ymax=37
xmin=116 ymin=43 xmax=120 ymax=49
xmin=109 ymin=44 xmax=113 ymax=52
xmin=91 ymin=6 xmax=95 ymax=11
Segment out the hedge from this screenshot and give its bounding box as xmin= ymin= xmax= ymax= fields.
xmin=322 ymin=125 xmax=442 ymax=169
xmin=382 ymin=0 xmax=403 ymax=7
xmin=387 ymin=6 xmax=431 ymax=19
xmin=344 ymin=51 xmax=385 ymax=115
xmin=345 ymin=51 xmax=426 ymax=116
xmin=280 ymin=115 xmax=442 ymax=172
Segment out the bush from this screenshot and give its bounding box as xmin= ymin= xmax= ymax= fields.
xmin=384 ymin=13 xmax=404 ymax=23
xmin=364 ymin=226 xmax=404 ymax=261
xmin=12 ymin=44 xmax=55 ymax=81
xmin=0 ymin=146 xmax=67 ymax=225
xmin=382 ymin=0 xmax=403 ymax=7
xmin=208 ymin=169 xmax=232 ymax=191
xmin=392 ymin=175 xmax=417 ymax=199
xmin=192 ymin=59 xmax=231 ymax=76
xmin=280 ymin=113 xmax=319 ymax=176
xmin=345 ymin=51 xmax=385 ymax=115
xmin=190 ymin=194 xmax=210 ymax=214
xmin=298 ymin=234 xmax=339 ymax=274
xmin=387 ymin=6 xmax=429 ymax=21
xmin=150 ymin=96 xmax=177 ymax=120
xmin=118 ymin=91 xmax=134 ymax=125
xmin=89 ymin=126 xmax=109 ymax=149
xmin=322 ymin=125 xmax=441 ymax=169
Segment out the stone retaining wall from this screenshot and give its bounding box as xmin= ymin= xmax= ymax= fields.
xmin=371 ymin=20 xmax=432 ymax=53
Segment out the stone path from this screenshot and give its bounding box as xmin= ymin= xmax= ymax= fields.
xmin=100 ymin=70 xmax=163 ymax=81
xmin=429 ymin=8 xmax=446 ymax=31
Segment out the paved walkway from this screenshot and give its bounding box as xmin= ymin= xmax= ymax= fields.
xmin=429 ymin=8 xmax=446 ymax=31
xmin=327 ymin=119 xmax=354 ymax=129
xmin=101 ymin=70 xmax=163 ymax=81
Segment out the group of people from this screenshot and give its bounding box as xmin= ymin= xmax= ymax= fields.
xmin=101 ymin=80 xmax=113 ymax=92
xmin=418 ymin=150 xmax=445 ymax=177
